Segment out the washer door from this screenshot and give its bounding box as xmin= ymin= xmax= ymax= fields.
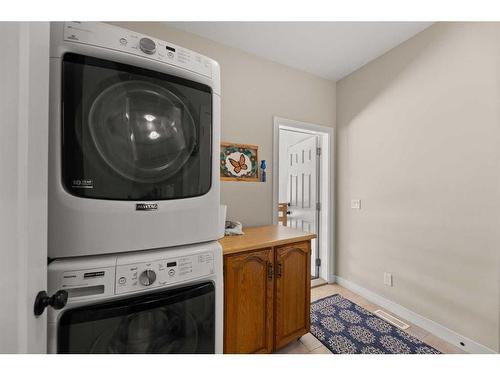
xmin=89 ymin=81 xmax=196 ymax=183
xmin=61 ymin=53 xmax=213 ymax=201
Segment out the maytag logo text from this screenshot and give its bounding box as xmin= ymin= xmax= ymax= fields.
xmin=135 ymin=203 xmax=158 ymax=211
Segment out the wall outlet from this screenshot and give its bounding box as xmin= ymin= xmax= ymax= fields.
xmin=384 ymin=272 xmax=393 ymax=287
xmin=351 ymin=199 xmax=361 ymax=209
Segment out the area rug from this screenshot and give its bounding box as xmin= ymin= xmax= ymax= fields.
xmin=310 ymin=294 xmax=441 ymax=354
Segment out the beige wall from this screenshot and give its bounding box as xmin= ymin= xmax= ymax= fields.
xmin=111 ymin=22 xmax=336 ymax=226
xmin=111 ymin=21 xmax=499 ymax=351
xmin=336 ymin=22 xmax=500 ymax=351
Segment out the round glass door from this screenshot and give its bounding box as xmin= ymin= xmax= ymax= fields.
xmin=88 ymin=80 xmax=197 ymax=183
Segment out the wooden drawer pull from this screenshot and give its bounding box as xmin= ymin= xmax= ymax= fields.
xmin=277 ymin=263 xmax=282 ymax=278
xmin=267 ymin=262 xmax=273 ymax=280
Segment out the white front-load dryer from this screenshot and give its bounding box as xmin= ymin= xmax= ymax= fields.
xmin=47 ymin=241 xmax=223 ymax=353
xmin=48 ymin=22 xmax=221 ymax=258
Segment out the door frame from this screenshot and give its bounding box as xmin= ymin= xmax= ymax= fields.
xmin=272 ymin=117 xmax=335 ymax=283
xmin=0 ymin=22 xmax=50 ymax=353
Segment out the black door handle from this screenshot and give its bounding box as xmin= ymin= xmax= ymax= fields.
xmin=34 ymin=289 xmax=68 ymax=316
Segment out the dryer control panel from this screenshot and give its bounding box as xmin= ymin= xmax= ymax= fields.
xmin=115 ymin=252 xmax=214 ymax=294
xmin=62 ymin=21 xmax=213 ymax=78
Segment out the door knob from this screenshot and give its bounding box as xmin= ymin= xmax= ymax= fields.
xmin=34 ymin=290 xmax=68 ymax=316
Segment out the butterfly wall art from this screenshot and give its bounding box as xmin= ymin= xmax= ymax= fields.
xmin=220 ymin=142 xmax=259 ymax=182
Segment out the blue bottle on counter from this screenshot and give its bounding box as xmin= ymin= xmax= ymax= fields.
xmin=260 ymin=160 xmax=267 ymax=182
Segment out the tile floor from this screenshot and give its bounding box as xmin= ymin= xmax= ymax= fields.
xmin=275 ymin=283 xmax=466 ymax=354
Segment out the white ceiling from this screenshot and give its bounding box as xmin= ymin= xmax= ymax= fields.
xmin=169 ymin=22 xmax=433 ymax=81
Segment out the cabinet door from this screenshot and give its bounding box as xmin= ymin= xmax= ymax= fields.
xmin=224 ymin=248 xmax=274 ymax=353
xmin=274 ymin=241 xmax=311 ymax=350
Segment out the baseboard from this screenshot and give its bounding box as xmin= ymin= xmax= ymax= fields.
xmin=334 ymin=276 xmax=497 ymax=354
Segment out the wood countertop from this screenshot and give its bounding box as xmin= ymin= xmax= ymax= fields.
xmin=219 ymin=225 xmax=316 ymax=256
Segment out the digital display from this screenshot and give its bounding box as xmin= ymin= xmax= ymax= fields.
xmin=166 ymin=262 xmax=177 ymax=267
xmin=166 ymin=46 xmax=176 ymax=52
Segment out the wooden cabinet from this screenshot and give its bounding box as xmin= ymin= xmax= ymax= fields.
xmin=224 ymin=248 xmax=274 ymax=354
xmin=274 ymin=242 xmax=311 ymax=349
xmin=223 ymin=238 xmax=312 ymax=353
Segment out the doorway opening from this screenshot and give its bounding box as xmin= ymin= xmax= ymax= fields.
xmin=272 ymin=117 xmax=334 ymax=283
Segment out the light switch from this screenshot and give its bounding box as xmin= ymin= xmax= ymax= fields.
xmin=351 ymin=199 xmax=361 ymax=209
xmin=384 ymin=272 xmax=393 ymax=287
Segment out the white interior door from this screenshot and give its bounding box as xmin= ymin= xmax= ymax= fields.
xmin=0 ymin=22 xmax=50 ymax=353
xmin=286 ymin=136 xmax=319 ymax=276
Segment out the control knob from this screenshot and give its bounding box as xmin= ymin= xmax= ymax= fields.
xmin=139 ymin=269 xmax=156 ymax=286
xmin=139 ymin=37 xmax=156 ymax=55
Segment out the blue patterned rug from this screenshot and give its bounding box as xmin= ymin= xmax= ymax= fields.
xmin=310 ymin=294 xmax=441 ymax=354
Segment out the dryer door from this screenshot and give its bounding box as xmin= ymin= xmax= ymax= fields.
xmin=61 ymin=53 xmax=212 ymax=201
xmin=57 ymin=282 xmax=215 ymax=353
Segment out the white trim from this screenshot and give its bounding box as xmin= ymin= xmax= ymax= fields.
xmin=335 ymin=276 xmax=497 ymax=354
xmin=0 ymin=22 xmax=50 ymax=353
xmin=273 ymin=116 xmax=335 ymax=283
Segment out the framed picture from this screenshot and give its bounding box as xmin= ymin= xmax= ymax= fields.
xmin=220 ymin=142 xmax=259 ymax=182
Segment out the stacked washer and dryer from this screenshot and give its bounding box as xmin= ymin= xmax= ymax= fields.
xmin=46 ymin=22 xmax=223 ymax=354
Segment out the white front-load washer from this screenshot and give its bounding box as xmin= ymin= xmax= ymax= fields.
xmin=48 ymin=22 xmax=221 ymax=258
xmin=47 ymin=241 xmax=223 ymax=353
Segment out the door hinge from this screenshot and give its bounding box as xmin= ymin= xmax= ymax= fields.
xmin=315 ymin=258 xmax=321 ymax=267
xmin=316 ymin=147 xmax=321 ymax=156
xmin=316 ymin=202 xmax=321 ymax=211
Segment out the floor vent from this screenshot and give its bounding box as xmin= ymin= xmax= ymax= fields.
xmin=373 ymin=309 xmax=410 ymax=330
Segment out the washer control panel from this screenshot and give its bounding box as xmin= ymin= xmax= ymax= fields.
xmin=62 ymin=22 xmax=213 ymax=78
xmin=115 ymin=252 xmax=214 ymax=294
